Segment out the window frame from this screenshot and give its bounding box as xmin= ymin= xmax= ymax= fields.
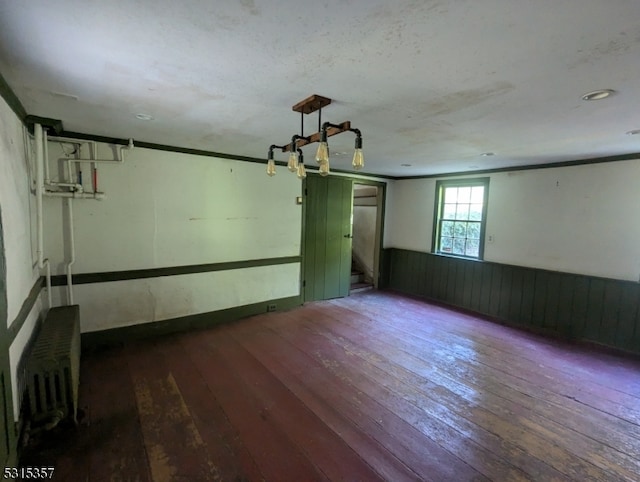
xmin=432 ymin=177 xmax=490 ymax=260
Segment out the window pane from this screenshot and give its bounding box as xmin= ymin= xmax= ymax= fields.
xmin=457 ymin=187 xmax=471 ymax=203
xmin=467 ymin=222 xmax=480 ymax=239
xmin=440 ymin=236 xmax=453 ymax=253
xmin=444 ymin=187 xmax=458 ymax=203
xmin=453 ymin=238 xmax=465 ymax=255
xmin=465 ymin=239 xmax=479 ymax=257
xmin=455 ymin=203 xmax=470 ymax=220
xmin=435 ymin=179 xmax=488 ymax=260
xmin=454 ymin=221 xmax=467 ymax=238
xmin=443 ymin=203 xmax=456 ymax=220
xmin=441 ymin=220 xmax=454 ymax=237
xmin=471 ymin=186 xmax=484 ymax=203
xmin=469 ymin=203 xmax=483 ymax=221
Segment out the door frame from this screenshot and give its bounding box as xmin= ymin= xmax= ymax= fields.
xmin=301 ymin=174 xmax=387 ymax=302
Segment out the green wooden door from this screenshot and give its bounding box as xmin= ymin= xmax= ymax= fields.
xmin=303 ymin=175 xmax=353 ymax=302
xmin=0 ymin=213 xmax=16 ymax=470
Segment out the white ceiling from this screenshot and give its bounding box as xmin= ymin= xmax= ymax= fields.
xmin=1 ymin=0 xmax=640 ymax=177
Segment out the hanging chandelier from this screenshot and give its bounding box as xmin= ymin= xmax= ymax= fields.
xmin=266 ymin=94 xmax=364 ymax=178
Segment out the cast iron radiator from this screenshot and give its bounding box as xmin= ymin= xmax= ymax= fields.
xmin=25 ymin=305 xmax=80 ymax=425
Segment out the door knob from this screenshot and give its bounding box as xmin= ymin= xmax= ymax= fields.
xmin=344 ymin=234 xmax=353 ymax=238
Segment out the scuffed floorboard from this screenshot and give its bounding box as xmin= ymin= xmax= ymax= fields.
xmin=19 ymin=291 xmax=640 ymax=481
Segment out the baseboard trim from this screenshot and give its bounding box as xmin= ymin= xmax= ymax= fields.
xmin=81 ymin=295 xmax=302 ymax=352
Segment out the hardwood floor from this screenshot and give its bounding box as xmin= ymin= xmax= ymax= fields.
xmin=21 ymin=291 xmax=640 ymax=481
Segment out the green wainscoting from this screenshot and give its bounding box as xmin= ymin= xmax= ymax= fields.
xmin=386 ymin=248 xmax=640 ymax=355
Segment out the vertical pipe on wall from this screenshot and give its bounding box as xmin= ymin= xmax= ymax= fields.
xmin=43 ymin=129 xmax=50 ymax=184
xmin=35 ymin=124 xmax=43 ymax=262
xmin=65 ymin=160 xmax=76 ymax=305
xmin=35 ymin=123 xmax=52 ymax=308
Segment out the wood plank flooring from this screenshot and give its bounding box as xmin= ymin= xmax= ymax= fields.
xmin=20 ymin=291 xmax=640 ymax=481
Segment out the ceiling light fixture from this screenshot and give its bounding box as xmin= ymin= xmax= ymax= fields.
xmin=267 ymin=94 xmax=364 ymax=178
xmin=480 ymin=152 xmax=495 ymax=157
xmin=135 ymin=113 xmax=154 ymax=121
xmin=626 ymin=129 xmax=640 ymax=136
xmin=581 ymin=89 xmax=615 ymax=101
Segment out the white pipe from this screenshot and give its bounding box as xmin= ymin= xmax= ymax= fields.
xmin=43 ymin=191 xmax=105 ymax=200
xmin=45 ymin=181 xmax=84 ymax=192
xmin=43 ymin=129 xmax=50 ymax=183
xmin=64 ymin=160 xmax=76 ymax=305
xmin=34 ymin=124 xmax=52 ymax=308
xmin=46 ymin=136 xmax=134 ymax=163
xmin=35 ymin=124 xmax=43 ymax=264
xmin=66 ymin=195 xmax=75 ymax=305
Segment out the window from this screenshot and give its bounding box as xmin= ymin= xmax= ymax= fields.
xmin=433 ymin=178 xmax=489 ymax=259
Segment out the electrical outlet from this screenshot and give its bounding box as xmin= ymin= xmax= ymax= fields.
xmin=267 ymin=304 xmax=277 ymax=312
xmin=488 ymin=234 xmax=495 ymax=243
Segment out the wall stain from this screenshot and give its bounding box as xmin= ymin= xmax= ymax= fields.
xmin=570 ymin=27 xmax=640 ymax=68
xmin=421 ymin=81 xmax=514 ymax=117
xmin=239 ymin=0 xmax=260 ymax=16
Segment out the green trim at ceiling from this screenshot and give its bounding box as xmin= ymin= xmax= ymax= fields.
xmin=6 ymin=278 xmax=44 ymax=346
xmin=55 ymin=130 xmax=640 ymax=181
xmin=395 ymin=152 xmax=640 ymax=180
xmin=0 ymin=71 xmax=27 ymax=121
xmin=2 ymin=63 xmax=637 ymax=180
xmin=81 ymin=294 xmax=302 ymax=352
xmin=50 ymin=256 xmax=302 ymax=286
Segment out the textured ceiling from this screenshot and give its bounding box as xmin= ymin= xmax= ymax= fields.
xmin=1 ymin=0 xmax=640 ymax=177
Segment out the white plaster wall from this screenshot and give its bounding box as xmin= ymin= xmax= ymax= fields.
xmin=385 ymin=178 xmax=435 ymax=252
xmin=0 ymin=99 xmax=39 ymax=324
xmin=42 ymin=141 xmax=302 ymax=330
xmin=43 ymin=144 xmax=301 ymax=272
xmin=0 ymin=97 xmax=43 ymax=421
xmin=386 ymin=160 xmax=640 ymax=281
xmin=50 ymin=263 xmax=300 ymax=333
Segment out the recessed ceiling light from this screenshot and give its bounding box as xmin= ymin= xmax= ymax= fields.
xmin=581 ymin=89 xmax=615 ymax=101
xmin=480 ymin=152 xmax=495 ymax=157
xmin=401 ymin=163 xmax=412 ymax=167
xmin=135 ymin=113 xmax=154 ymax=121
xmin=469 ymin=165 xmax=479 ymax=169
xmin=626 ymin=129 xmax=640 ymax=136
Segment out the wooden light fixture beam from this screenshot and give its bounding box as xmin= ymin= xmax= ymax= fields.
xmin=292 ymin=94 xmax=332 ymax=114
xmin=282 ymin=121 xmax=351 ymax=152
xmin=272 ymin=94 xmax=358 ymax=156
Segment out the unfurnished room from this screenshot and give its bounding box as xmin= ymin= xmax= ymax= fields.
xmin=1 ymin=1 xmax=640 ymax=481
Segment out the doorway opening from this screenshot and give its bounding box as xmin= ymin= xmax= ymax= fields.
xmin=351 ymin=184 xmax=380 ymax=293
xmin=302 ymin=176 xmax=385 ymax=303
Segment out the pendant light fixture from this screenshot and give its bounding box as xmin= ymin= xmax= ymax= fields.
xmin=266 ymin=94 xmax=364 ymax=178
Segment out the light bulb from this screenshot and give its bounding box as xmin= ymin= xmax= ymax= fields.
xmin=297 ymin=162 xmax=306 ymax=179
xmin=287 ymin=151 xmax=298 ymax=172
xmin=315 ymin=142 xmax=329 ymax=164
xmin=319 ymin=159 xmax=330 ymax=177
xmin=266 ymin=159 xmax=276 ymax=177
xmin=352 ymin=148 xmax=364 ymax=170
